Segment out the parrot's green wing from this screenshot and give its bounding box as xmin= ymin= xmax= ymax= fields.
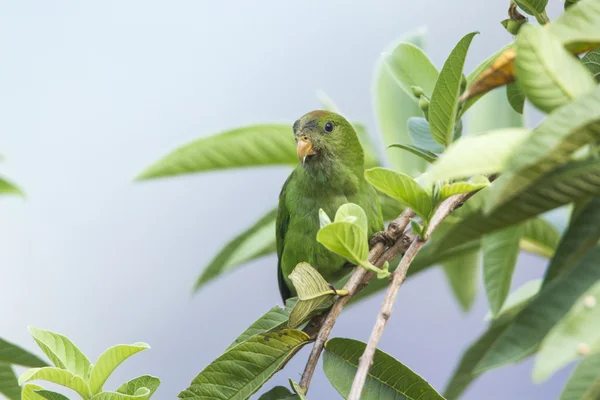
xmin=276 ymin=171 xmax=294 ymax=302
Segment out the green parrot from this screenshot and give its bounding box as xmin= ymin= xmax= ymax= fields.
xmin=276 ymin=110 xmax=387 ymax=301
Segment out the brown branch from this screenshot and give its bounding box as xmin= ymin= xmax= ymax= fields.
xmin=347 ymin=192 xmax=474 ymax=400
xmin=298 ymin=208 xmax=416 ymax=391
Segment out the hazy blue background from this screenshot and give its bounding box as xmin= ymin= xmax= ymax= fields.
xmin=0 ymin=1 xmax=571 ymax=399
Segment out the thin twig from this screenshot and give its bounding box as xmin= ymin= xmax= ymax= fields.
xmin=298 ymin=208 xmax=416 ymax=391
xmin=347 ymin=193 xmax=474 ymax=399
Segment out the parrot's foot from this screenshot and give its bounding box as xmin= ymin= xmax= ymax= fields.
xmin=369 ymin=231 xmax=396 ymax=249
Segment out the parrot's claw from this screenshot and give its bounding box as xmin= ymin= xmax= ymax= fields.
xmin=369 ymin=231 xmax=395 ymax=249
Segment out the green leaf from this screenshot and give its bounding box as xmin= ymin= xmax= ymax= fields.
xmin=547 ymin=0 xmax=600 ymax=53
xmin=438 ymin=176 xmax=490 ymax=202
xmin=34 ymin=389 xmax=71 ymax=400
xmin=364 ymin=167 xmax=432 ymax=220
xmin=425 ymin=128 xmax=530 ymax=183
xmin=136 ymin=125 xmax=297 ymax=180
xmin=486 ymin=86 xmax=600 ymax=210
xmin=444 ymin=300 xmax=535 ymax=400
xmin=89 ymin=343 xmax=150 ymax=395
xmin=484 ymin=279 xmax=543 ymax=321
xmin=117 ymin=375 xmax=160 ymax=398
xmin=178 ymin=330 xmax=310 ymax=400
xmin=318 ymin=209 xmax=332 ymax=229
xmin=506 ymin=82 xmax=525 ymax=114
xmin=442 ymin=249 xmax=480 ymax=312
xmin=0 ymin=337 xmax=47 ymax=367
xmin=438 ymin=158 xmax=600 ymax=250
xmin=582 ymin=48 xmax=600 ymax=81
xmin=375 ymin=28 xmax=428 ymax=174
xmin=28 ymin=327 xmax=91 ymax=380
xmin=0 ymin=364 xmax=20 ymax=400
xmin=560 ymin=354 xmax=600 ymax=400
xmin=287 ymin=263 xmax=336 ymax=328
xmin=520 ymin=218 xmax=560 ymax=258
xmin=258 ymin=386 xmax=294 ymax=400
xmin=0 ymin=177 xmax=24 ymax=197
xmin=21 ymin=384 xmax=46 ymax=400
xmin=317 ymin=222 xmax=369 ymax=265
xmin=535 ymin=281 xmax=600 ymax=382
xmin=227 ymin=305 xmax=291 ymax=351
xmin=388 ymin=143 xmax=438 ymax=163
xmin=467 ymin=86 xmax=524 ymax=134
xmin=379 ymin=193 xmax=405 ymax=222
xmin=515 ymin=24 xmax=596 ymax=114
xmin=483 ymin=225 xmax=523 ymax=317
xmin=323 ymin=337 xmax=445 ymax=400
xmin=407 ymin=117 xmax=444 ymax=153
xmin=19 ymin=367 xmax=91 ymax=399
xmin=475 ymin=246 xmax=600 ymax=374
xmin=544 ymin=198 xmax=600 ymax=284
xmin=289 ymin=380 xmax=307 ymax=400
xmin=429 ymin=32 xmax=478 ymax=147
xmin=334 ymin=203 xmax=368 ymax=235
xmin=194 ymin=209 xmax=276 ymax=293
xmin=91 ymin=388 xmax=152 ymax=400
xmin=383 ymin=42 xmax=439 ymax=100
xmin=515 ymin=0 xmax=548 ymax=16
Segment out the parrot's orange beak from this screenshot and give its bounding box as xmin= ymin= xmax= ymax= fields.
xmin=297 ymin=136 xmax=317 ymax=164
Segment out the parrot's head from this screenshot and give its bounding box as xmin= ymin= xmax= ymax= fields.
xmin=292 ymin=110 xmax=364 ymax=171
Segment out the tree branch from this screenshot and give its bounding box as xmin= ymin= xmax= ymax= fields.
xmin=299 ymin=208 xmax=416 ymax=391
xmin=347 ymin=192 xmax=474 ymax=399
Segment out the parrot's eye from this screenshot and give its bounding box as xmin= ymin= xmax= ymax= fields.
xmin=324 ymin=121 xmax=335 ymax=133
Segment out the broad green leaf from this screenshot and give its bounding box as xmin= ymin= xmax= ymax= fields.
xmin=388 ymin=143 xmax=437 ymax=163
xmin=521 ymin=218 xmax=560 ymax=258
xmin=515 ymin=24 xmax=596 ymax=114
xmin=535 ymin=281 xmax=600 ymax=382
xmin=506 ymin=82 xmax=525 ymax=114
xmin=194 ymin=209 xmax=276 ymax=293
xmin=91 ymin=388 xmax=151 ymax=400
xmin=227 ymin=305 xmax=291 ymax=350
xmin=438 ymin=158 xmax=600 ymax=251
xmin=117 ymin=375 xmax=160 ymax=398
xmin=467 ymin=86 xmax=524 ymax=135
xmin=515 ymin=0 xmax=548 ymax=16
xmin=429 ymin=32 xmax=478 ymax=147
xmin=547 ymin=0 xmax=600 ymax=53
xmin=136 ymin=125 xmax=296 ymax=180
xmin=486 ymin=86 xmax=600 ymax=210
xmin=438 ymin=176 xmax=490 ymax=202
xmin=544 ymin=198 xmax=600 ymax=284
xmin=379 ymin=193 xmax=404 ymax=221
xmin=383 ymin=42 xmax=439 ymax=99
xmin=0 ymin=177 xmax=23 ymax=197
xmin=444 ymin=299 xmax=535 ymax=400
xmin=178 ymin=330 xmax=310 ymax=400
xmin=89 ymin=343 xmax=150 ymax=395
xmin=364 ymin=167 xmax=432 ymax=220
xmin=375 ymin=28 xmax=428 ymax=174
xmin=28 ymin=327 xmax=91 ymax=380
xmin=442 ymin=249 xmax=480 ymax=312
xmin=334 ymin=203 xmax=368 ymax=235
xmin=0 ymin=364 xmax=20 ymax=400
xmin=483 ymin=225 xmax=523 ymax=317
xmin=582 ymin=48 xmax=600 ymax=81
xmin=19 ymin=367 xmax=91 ymax=399
xmin=475 ymin=246 xmax=600 ymax=374
xmin=425 ymin=128 xmax=530 ymax=183
xmin=21 ymin=384 xmax=45 ymax=400
xmin=287 ymin=263 xmax=336 ymax=328
xmin=34 ymin=390 xmax=70 ymax=400
xmin=258 ymin=386 xmax=294 ymax=400
xmin=0 ymin=338 xmax=47 ymax=367
xmin=407 ymin=117 xmax=444 ymax=153
xmin=560 ymin=354 xmax=600 ymax=400
xmin=323 ymin=337 xmax=445 ymax=400
xmin=461 ymin=43 xmax=514 ymax=116
xmin=317 ymin=222 xmax=369 ymax=265
xmin=484 ymin=279 xmax=543 ymax=321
